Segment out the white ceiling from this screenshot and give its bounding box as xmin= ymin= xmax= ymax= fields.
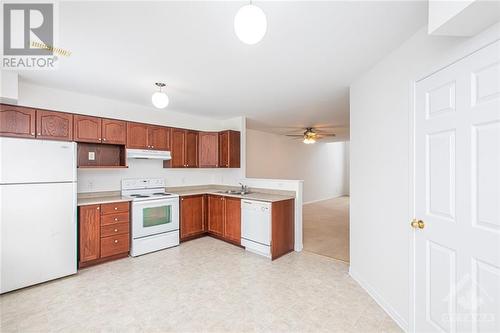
xmin=20 ymin=1 xmax=427 ymax=140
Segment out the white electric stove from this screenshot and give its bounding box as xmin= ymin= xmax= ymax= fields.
xmin=121 ymin=178 xmax=179 ymax=256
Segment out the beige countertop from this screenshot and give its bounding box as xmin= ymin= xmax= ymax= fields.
xmin=77 ymin=186 xmax=295 ymax=206
xmin=77 ymin=191 xmax=132 ymax=206
xmin=166 ymin=185 xmax=295 ymax=203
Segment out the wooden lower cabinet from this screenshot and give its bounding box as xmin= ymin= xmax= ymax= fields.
xmin=207 ymin=195 xmax=241 ymax=244
xmin=79 ymin=205 xmax=101 ymax=262
xmin=270 ymin=199 xmax=295 ymax=260
xmin=180 ymin=194 xmax=206 ymax=241
xmin=78 ymin=201 xmax=130 ymax=268
xmin=207 ymin=195 xmax=224 ymax=237
xmin=223 ymin=197 xmax=241 ymax=245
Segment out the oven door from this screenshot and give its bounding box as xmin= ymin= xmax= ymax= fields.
xmin=132 ymin=198 xmax=179 ymax=239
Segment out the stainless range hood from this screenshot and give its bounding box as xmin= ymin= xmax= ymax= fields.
xmin=127 ymin=149 xmax=172 ymax=160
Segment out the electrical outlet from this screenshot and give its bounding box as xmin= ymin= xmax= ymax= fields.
xmin=88 ymin=151 xmax=95 ymax=161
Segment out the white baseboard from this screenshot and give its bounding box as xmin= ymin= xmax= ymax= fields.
xmin=349 ymin=267 xmax=408 ymax=332
xmin=303 ymin=194 xmax=348 ymax=205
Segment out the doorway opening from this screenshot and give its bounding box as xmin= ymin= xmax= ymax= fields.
xmin=302 ymin=142 xmax=350 ymax=262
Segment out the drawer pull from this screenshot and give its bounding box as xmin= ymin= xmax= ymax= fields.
xmin=114 ymin=218 xmax=118 ymax=221
xmin=114 ymin=240 xmax=118 ymax=244
xmin=114 ymin=229 xmax=118 ymax=232
xmin=114 ymin=207 xmax=118 ymax=210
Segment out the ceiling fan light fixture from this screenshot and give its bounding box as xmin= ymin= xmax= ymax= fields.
xmin=303 ymin=137 xmax=316 ymax=144
xmin=152 ymin=82 xmax=169 ymax=109
xmin=234 ymin=3 xmax=267 ymax=45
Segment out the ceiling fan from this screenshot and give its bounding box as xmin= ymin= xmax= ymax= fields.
xmin=286 ymin=127 xmax=336 ymax=144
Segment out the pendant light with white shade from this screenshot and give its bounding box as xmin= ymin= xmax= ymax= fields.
xmin=234 ymin=1 xmax=267 ymax=45
xmin=151 ymin=82 xmax=169 ymax=109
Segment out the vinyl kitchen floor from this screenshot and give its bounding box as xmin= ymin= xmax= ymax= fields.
xmin=0 ymin=237 xmax=401 ymax=333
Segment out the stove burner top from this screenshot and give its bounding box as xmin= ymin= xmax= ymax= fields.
xmin=131 ymin=194 xmax=149 ymax=198
xmin=153 ymin=192 xmax=171 ymax=196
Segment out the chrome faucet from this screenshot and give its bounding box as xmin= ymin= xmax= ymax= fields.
xmin=239 ymin=182 xmax=248 ymax=193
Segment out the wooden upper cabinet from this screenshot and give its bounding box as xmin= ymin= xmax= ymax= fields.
xmin=127 ymin=122 xmax=169 ymax=150
xmin=199 ymin=132 xmax=219 ymax=168
xmin=219 ymin=130 xmax=240 ymax=168
xmin=185 ymin=130 xmax=199 ymax=168
xmin=170 ymin=128 xmax=186 ymax=167
xmin=148 ymin=126 xmax=170 ymax=151
xmin=79 ymin=205 xmax=101 ymax=263
xmin=180 ymin=195 xmax=205 ymax=240
xmin=0 ymin=104 xmax=36 ymax=138
xmin=36 ymin=110 xmax=73 ymax=141
xmin=126 ymin=122 xmax=148 ymax=149
xmin=208 ymin=195 xmax=224 ymax=237
xmin=224 ymin=197 xmax=241 ymax=245
xmin=102 ymin=119 xmax=126 ymax=145
xmin=73 ymin=115 xmax=101 ymax=143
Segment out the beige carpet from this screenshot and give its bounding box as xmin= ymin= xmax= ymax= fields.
xmin=303 ymin=196 xmax=350 ymax=262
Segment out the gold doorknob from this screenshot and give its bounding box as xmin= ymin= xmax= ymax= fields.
xmin=411 ymin=219 xmax=425 ymax=229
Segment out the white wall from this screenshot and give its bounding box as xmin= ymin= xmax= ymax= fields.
xmin=246 ymin=128 xmax=349 ymax=203
xmin=17 ymin=81 xmax=245 ymax=192
xmin=349 ymin=23 xmax=500 ymax=331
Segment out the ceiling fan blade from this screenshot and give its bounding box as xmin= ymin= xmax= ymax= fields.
xmin=285 ymin=134 xmax=305 ymax=137
xmin=316 ymin=134 xmax=336 ymax=137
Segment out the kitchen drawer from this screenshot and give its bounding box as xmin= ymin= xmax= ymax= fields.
xmin=100 ymin=233 xmax=129 ymax=258
xmin=101 ymin=212 xmax=129 ymax=226
xmin=101 ymin=222 xmax=129 ymax=238
xmin=101 ymin=202 xmax=129 ymax=215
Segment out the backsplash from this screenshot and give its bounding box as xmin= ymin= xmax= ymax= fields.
xmin=77 ymin=158 xmax=243 ymax=193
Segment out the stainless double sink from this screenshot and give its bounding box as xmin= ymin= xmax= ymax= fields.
xmin=217 ymin=190 xmax=252 ymax=196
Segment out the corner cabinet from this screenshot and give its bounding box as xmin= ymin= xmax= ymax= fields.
xmin=198 ymin=132 xmax=219 ymax=168
xmin=78 ymin=202 xmax=130 ymax=268
xmin=180 ymin=194 xmax=207 ymax=241
xmin=219 ymin=130 xmax=240 ymax=168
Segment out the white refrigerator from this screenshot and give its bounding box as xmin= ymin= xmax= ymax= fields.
xmin=0 ymin=137 xmax=77 ymax=293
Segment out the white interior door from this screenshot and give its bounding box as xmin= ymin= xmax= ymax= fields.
xmin=414 ymin=40 xmax=500 ymax=332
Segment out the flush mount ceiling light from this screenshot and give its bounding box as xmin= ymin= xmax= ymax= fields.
xmin=234 ymin=2 xmax=267 ymax=45
xmin=151 ymin=82 xmax=169 ymax=109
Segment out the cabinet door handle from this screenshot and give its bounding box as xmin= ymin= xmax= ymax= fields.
xmin=114 ymin=229 xmax=118 ymax=232
xmin=31 ymin=132 xmax=35 ymax=136
xmin=103 ymin=138 xmax=106 ymax=141
xmin=151 ymin=145 xmax=154 ymax=148
xmin=114 ymin=240 xmax=119 ymax=244
xmin=114 ymin=218 xmax=118 ymax=221
xmin=97 ymin=206 xmax=100 ymax=210
xmin=114 ymin=207 xmax=118 ymax=210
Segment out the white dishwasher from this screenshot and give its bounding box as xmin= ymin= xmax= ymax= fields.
xmin=241 ymin=200 xmax=272 ymax=258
